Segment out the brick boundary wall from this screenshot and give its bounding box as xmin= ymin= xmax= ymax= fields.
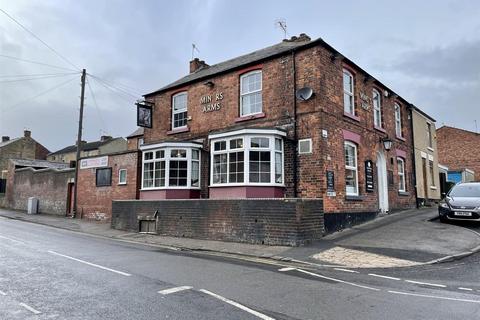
xmin=111 ymin=199 xmax=324 ymax=246
xmin=7 ymin=167 xmax=74 ymax=215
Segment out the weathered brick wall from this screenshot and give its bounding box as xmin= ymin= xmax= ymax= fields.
xmin=77 ymin=151 xmax=140 ymax=221
xmin=141 ymin=38 xmax=416 ymax=220
xmin=111 ymin=199 xmax=324 ymax=246
xmin=0 ymin=137 xmax=48 ymax=173
xmin=7 ymin=167 xmax=74 ymax=215
xmin=437 ymin=126 xmax=480 ymax=180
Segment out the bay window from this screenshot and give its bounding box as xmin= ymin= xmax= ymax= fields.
xmin=210 ymin=129 xmax=285 ymax=186
xmin=344 ymin=141 xmax=358 ymax=196
xmin=141 ymin=143 xmax=201 ymax=189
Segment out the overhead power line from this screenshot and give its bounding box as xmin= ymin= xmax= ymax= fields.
xmin=0 ymin=54 xmax=78 ymax=72
xmin=1 ymin=75 xmax=78 ymax=113
xmin=88 ymin=75 xmax=140 ymax=100
xmin=86 ymin=77 xmax=110 ymax=136
xmin=0 ymin=8 xmax=80 ymax=71
xmin=87 ymin=73 xmax=143 ymax=97
xmin=0 ymin=72 xmax=77 ymax=78
xmin=0 ymin=72 xmax=79 ymax=83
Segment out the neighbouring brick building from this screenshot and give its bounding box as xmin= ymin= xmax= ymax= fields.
xmin=76 ymin=150 xmax=141 ymax=221
xmin=47 ymin=135 xmax=127 ymax=164
xmin=127 ymin=33 xmax=424 ymax=234
xmin=0 ymin=130 xmax=49 ymax=180
xmin=437 ymin=126 xmax=480 ymax=182
xmin=127 ymin=128 xmax=144 ymax=151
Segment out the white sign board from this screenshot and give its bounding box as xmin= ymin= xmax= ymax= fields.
xmin=80 ymin=156 xmax=108 ymax=169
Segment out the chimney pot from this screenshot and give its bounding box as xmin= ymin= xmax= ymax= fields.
xmin=2 ymin=136 xmax=9 ymax=142
xmin=100 ymin=135 xmax=112 ymax=142
xmin=24 ymin=130 xmax=31 ymax=138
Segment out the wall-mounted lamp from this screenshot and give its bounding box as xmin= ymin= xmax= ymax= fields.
xmin=382 ymin=137 xmax=393 ymax=151
xmin=204 ymin=81 xmax=214 ymax=88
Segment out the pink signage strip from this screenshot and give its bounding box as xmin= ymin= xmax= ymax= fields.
xmin=342 ymin=129 xmax=361 ymax=144
xmin=395 ymin=148 xmax=407 ymax=159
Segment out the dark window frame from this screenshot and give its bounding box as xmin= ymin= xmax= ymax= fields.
xmin=96 ymin=167 xmax=112 ymax=187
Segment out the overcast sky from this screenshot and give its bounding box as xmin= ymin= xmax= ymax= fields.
xmin=1 ymin=0 xmax=479 ymax=151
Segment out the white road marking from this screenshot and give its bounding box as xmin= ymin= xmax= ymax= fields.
xmin=368 ymin=273 xmax=401 ymax=281
xmin=48 ymin=250 xmax=131 ymax=277
xmin=388 ymin=290 xmax=480 ymax=304
xmin=458 ymin=287 xmax=473 ymax=291
xmin=278 ymin=267 xmax=295 ymax=272
xmin=199 ymin=289 xmax=275 ymax=320
xmin=19 ymin=302 xmax=41 ymax=314
xmin=0 ymin=235 xmax=26 ymax=245
xmin=405 ymin=280 xmax=446 ymax=288
xmin=158 ymin=286 xmax=193 ymax=295
xmin=334 ymin=268 xmax=359 ymax=273
xmin=295 ymin=268 xmax=380 ymax=291
xmin=0 ymin=290 xmax=6 ymax=296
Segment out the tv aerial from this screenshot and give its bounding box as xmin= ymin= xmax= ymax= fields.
xmin=274 ymin=18 xmax=288 ymax=40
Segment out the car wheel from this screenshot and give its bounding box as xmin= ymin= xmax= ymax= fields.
xmin=439 ymin=215 xmax=448 ymax=223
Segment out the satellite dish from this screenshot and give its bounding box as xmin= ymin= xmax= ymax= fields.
xmin=296 ymin=87 xmax=313 ymax=101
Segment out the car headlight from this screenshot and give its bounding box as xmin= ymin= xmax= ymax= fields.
xmin=439 ymin=203 xmax=449 ymax=209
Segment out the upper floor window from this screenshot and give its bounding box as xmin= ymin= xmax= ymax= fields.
xmin=344 ymin=141 xmax=359 ymax=196
xmin=343 ymin=69 xmax=354 ymax=115
xmin=427 ymin=122 xmax=433 ymax=148
xmin=397 ymin=157 xmax=406 ymax=192
xmin=394 ymin=103 xmax=402 ymax=137
xmin=240 ymin=70 xmax=262 ymax=116
xmin=373 ymin=89 xmax=382 ymax=128
xmin=172 ymin=92 xmax=188 ymax=129
xmin=429 ymin=160 xmax=435 ymax=187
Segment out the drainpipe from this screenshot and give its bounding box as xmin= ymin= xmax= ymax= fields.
xmin=292 ymin=50 xmax=298 ymax=198
xmin=408 ymin=104 xmax=419 ymax=208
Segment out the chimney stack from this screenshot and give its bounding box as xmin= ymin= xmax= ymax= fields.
xmin=100 ymin=135 xmax=112 ymax=142
xmin=24 ymin=130 xmax=31 ymax=138
xmin=2 ymin=136 xmax=9 ymax=142
xmin=190 ymin=58 xmax=209 ymax=73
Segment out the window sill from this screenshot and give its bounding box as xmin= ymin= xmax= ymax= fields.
xmin=118 ymin=183 xmax=127 ymax=186
xmin=234 ymin=112 xmax=265 ymax=123
xmin=427 ymin=147 xmax=434 ymax=152
xmin=343 ymin=112 xmax=360 ymax=122
xmin=396 ymin=135 xmax=406 ymax=142
xmin=430 ymin=186 xmax=438 ymax=190
xmin=167 ymin=127 xmax=190 ymax=135
xmin=345 ymin=195 xmax=363 ymax=201
xmin=374 ymin=126 xmax=386 ymax=133
xmin=398 ymin=191 xmax=410 ymax=196
xmin=141 ymin=187 xmax=201 ymax=191
xmin=209 ymin=183 xmax=285 ymax=188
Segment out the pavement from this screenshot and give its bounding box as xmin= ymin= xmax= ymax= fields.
xmin=0 ymin=207 xmax=479 ymax=269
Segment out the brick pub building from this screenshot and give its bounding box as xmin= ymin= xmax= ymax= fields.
xmin=129 ymin=33 xmax=418 ymax=235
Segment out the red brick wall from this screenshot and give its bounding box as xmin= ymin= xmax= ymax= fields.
xmin=437 ymin=126 xmax=480 ymax=179
xmin=142 ymin=40 xmax=416 ymax=213
xmin=127 ymin=136 xmax=141 ymax=151
xmin=77 ymin=151 xmax=140 ymax=221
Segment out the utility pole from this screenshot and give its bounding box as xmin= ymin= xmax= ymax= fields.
xmin=72 ymin=69 xmax=86 ymax=218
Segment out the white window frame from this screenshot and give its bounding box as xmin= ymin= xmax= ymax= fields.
xmin=209 ymin=130 xmax=285 ymax=187
xmin=141 ymin=145 xmax=201 ymax=190
xmin=343 ymin=69 xmax=355 ymax=115
xmin=394 ymin=103 xmax=402 ymax=137
xmin=429 ymin=159 xmax=436 ymax=187
xmin=118 ymin=169 xmax=127 ymax=185
xmin=344 ymin=141 xmax=359 ymax=196
xmin=172 ymin=92 xmax=188 ymax=129
xmin=240 ymin=70 xmax=262 ymax=117
xmin=298 ymin=138 xmax=312 ymax=154
xmin=373 ymin=89 xmax=382 ymax=128
xmin=397 ymin=157 xmax=406 ymax=192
